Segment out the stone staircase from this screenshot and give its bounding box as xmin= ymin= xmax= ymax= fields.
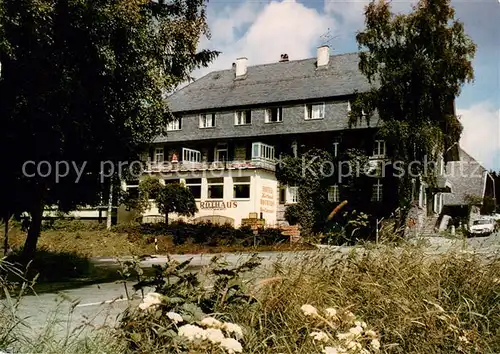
xmin=419 ymin=215 xmax=439 ymax=236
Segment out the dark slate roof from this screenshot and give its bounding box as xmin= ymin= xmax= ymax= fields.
xmin=443 ymin=148 xmax=488 ymax=206
xmin=167 ymin=52 xmax=372 ymax=113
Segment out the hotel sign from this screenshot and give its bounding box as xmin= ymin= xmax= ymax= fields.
xmin=260 ymin=186 xmax=275 ymax=214
xmin=199 ymin=201 xmax=238 ymax=210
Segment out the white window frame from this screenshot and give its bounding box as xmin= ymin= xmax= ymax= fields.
xmin=182 ymin=148 xmax=201 ymax=163
xmin=372 ymin=140 xmax=386 ymax=158
xmin=251 ymin=142 xmax=275 ymax=162
xmin=234 ymin=110 xmax=252 ymax=125
xmin=265 ymin=107 xmax=283 ymax=123
xmin=154 ymin=148 xmax=164 ymax=163
xmin=371 ymin=179 xmax=383 ymax=202
xmin=207 ymin=177 xmax=224 ymax=200
xmin=304 ymin=103 xmax=325 ymax=120
xmin=333 ymin=142 xmax=339 ymax=158
xmin=167 ymin=118 xmax=182 ymax=131
xmin=199 ymin=113 xmax=216 ymax=128
xmin=328 ymin=185 xmax=340 ymax=202
xmin=185 ymin=178 xmax=202 ymax=200
xmin=233 ymin=176 xmax=251 ymax=199
xmin=286 ymin=186 xmax=299 ymax=204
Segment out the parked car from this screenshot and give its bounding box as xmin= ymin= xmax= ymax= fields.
xmin=468 ymin=218 xmax=496 ymax=236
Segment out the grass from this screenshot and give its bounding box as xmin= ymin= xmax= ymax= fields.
xmin=1 ymin=242 xmax=499 ymax=353
xmin=7 ymin=225 xmax=315 ymax=259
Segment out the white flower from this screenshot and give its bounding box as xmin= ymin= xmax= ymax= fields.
xmin=309 ymin=331 xmax=329 ymax=343
xmin=200 ymin=317 xmax=223 ymax=329
xmin=458 ymin=335 xmax=469 ymax=343
xmin=343 ymin=311 xmax=356 ymax=322
xmin=178 ymin=324 xmax=207 ymax=341
xmin=349 ymin=325 xmax=363 ymax=335
xmin=222 ymin=322 xmax=244 ymax=339
xmin=301 ymin=304 xmax=318 ymax=316
xmin=346 ymin=341 xmax=362 ymax=350
xmin=166 ymin=311 xmax=183 ymax=324
xmin=220 ymin=337 xmax=243 ymax=353
xmin=323 ymin=346 xmax=347 ymax=354
xmin=205 ymin=328 xmax=225 ymax=344
xmin=322 ymin=347 xmax=339 ymax=354
xmin=325 ymin=308 xmax=337 ymax=318
xmin=371 ymin=338 xmax=381 ymax=350
xmin=138 ymin=292 xmax=162 ymax=310
xmin=354 ymin=320 xmax=367 ymax=328
xmin=336 ymin=332 xmax=355 ymax=341
xmin=365 ymin=329 xmax=378 ymax=338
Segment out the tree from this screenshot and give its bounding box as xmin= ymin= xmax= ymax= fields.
xmin=156 ymin=183 xmax=197 ymax=225
xmin=0 ymin=0 xmax=218 ymax=260
xmin=349 ymin=0 xmax=476 ymax=231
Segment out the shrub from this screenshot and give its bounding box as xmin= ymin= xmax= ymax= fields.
xmin=284 ymin=204 xmax=301 ymax=225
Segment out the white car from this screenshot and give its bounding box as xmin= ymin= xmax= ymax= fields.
xmin=468 ymin=218 xmax=495 ymax=236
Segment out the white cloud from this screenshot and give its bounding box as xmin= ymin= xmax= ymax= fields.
xmin=193 ymin=0 xmax=337 ymax=79
xmin=457 ymin=102 xmax=500 ymax=170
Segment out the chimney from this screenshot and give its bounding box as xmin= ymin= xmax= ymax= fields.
xmin=279 ymin=54 xmax=289 ymax=62
xmin=235 ymin=57 xmax=248 ymax=78
xmin=317 ymin=45 xmax=329 ymax=67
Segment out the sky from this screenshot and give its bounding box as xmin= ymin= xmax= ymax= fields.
xmin=189 ymin=0 xmax=500 ymax=171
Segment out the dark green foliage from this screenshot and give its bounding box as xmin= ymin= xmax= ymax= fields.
xmin=284 ymin=204 xmax=301 ymax=225
xmin=156 ymin=183 xmax=198 ymax=225
xmin=0 ymin=0 xmax=219 ymax=260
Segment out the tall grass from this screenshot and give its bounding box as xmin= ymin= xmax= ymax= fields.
xmin=237 ymin=247 xmax=500 ymax=353
xmin=1 ymin=244 xmax=499 ymax=353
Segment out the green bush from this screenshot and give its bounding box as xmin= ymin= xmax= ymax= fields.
xmin=284 ymin=204 xmax=301 ymax=225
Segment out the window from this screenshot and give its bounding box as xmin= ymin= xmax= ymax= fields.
xmin=252 ymin=142 xmax=275 ymax=161
xmin=207 ymin=177 xmax=224 ymax=199
xmin=126 ymin=186 xmax=139 ymax=199
xmin=235 ymin=110 xmax=252 ymax=125
xmin=265 ymin=107 xmax=283 ymax=123
xmin=286 ymin=186 xmax=299 ymax=204
xmin=372 ymin=140 xmax=386 ymax=158
xmin=182 ymin=148 xmax=201 ymax=163
xmin=154 ymin=148 xmax=164 ymax=163
xmin=279 ymin=186 xmax=286 ymax=204
xmin=165 ymin=179 xmax=180 ymax=185
xmin=215 ymin=143 xmax=228 ymax=162
xmin=305 ymin=103 xmax=325 ymax=120
xmin=328 ymin=185 xmax=340 ymax=202
xmin=167 ymin=118 xmax=182 ymax=131
xmin=185 ymin=178 xmax=201 ymax=199
xmin=233 ymin=177 xmax=250 ymax=199
xmin=199 ymin=113 xmax=216 ymax=128
xmin=371 ymin=180 xmax=383 ymax=202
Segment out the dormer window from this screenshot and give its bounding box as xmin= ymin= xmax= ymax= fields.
xmin=305 ymin=103 xmax=325 ymax=120
xmin=235 ymin=110 xmax=252 ymax=125
xmin=265 ymin=107 xmax=283 ymax=123
xmin=199 ymin=113 xmax=216 ymax=128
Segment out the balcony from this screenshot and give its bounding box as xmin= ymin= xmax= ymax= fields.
xmin=144 ymin=158 xmax=276 ymax=173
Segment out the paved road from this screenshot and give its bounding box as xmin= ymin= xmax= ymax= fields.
xmin=9 ymin=233 xmax=500 ymax=342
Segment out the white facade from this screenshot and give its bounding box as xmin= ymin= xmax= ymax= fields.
xmin=128 ymin=169 xmax=279 ymax=227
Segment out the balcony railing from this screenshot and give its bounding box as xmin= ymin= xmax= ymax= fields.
xmin=143 ymin=159 xmax=276 ymax=173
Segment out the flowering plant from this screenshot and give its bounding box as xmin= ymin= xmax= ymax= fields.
xmin=117 ymin=254 xmax=261 ymax=353
xmin=300 ymin=304 xmax=381 ymax=353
